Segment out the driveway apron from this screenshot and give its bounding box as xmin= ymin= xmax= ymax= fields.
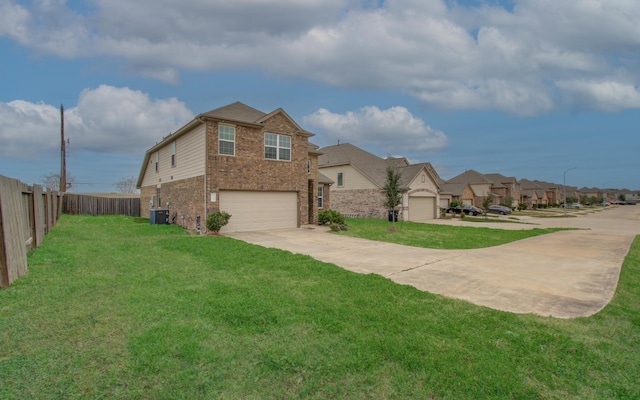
xmin=227 ymin=206 xmax=640 ymax=318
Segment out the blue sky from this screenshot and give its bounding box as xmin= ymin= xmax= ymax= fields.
xmin=1 ymin=0 xmax=638 ymax=193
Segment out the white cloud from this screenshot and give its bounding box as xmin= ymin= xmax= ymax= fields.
xmin=0 ymin=85 xmax=194 ymax=159
xmin=2 ymin=0 xmax=640 ymax=114
xmin=303 ymin=106 xmax=448 ymax=153
xmin=556 ymin=78 xmax=640 ymax=112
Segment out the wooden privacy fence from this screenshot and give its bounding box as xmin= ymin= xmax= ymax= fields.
xmin=62 ymin=193 xmax=140 ymax=217
xmin=0 ymin=175 xmax=61 ymax=288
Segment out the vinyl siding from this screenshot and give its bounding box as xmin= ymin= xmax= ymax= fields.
xmin=319 ymin=165 xmax=378 ymax=190
xmin=141 ymin=124 xmax=206 ymax=187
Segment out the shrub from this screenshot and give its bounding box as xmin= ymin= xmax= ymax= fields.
xmin=518 ymin=203 xmax=528 ymax=211
xmin=206 ymin=211 xmax=231 ymax=233
xmin=318 ymin=209 xmax=345 ymax=225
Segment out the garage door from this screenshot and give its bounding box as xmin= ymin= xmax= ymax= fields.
xmin=219 ymin=191 xmax=298 ymax=232
xmin=408 ymin=196 xmax=435 ymax=222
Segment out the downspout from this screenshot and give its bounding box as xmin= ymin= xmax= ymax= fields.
xmin=198 ymin=115 xmax=208 ymax=232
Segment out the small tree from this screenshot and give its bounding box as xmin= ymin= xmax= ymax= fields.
xmin=500 ymin=195 xmax=514 ymax=209
xmin=114 ymin=176 xmax=139 ymax=193
xmin=206 ymin=211 xmax=231 ymax=233
xmin=41 ymin=173 xmax=75 ymax=192
xmin=482 ymin=193 xmax=495 ymax=217
xmin=383 ymin=167 xmax=403 ymax=230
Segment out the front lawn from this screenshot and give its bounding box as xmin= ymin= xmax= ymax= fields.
xmin=1 ymin=215 xmax=638 ymax=399
xmin=337 ymin=217 xmax=569 ymax=249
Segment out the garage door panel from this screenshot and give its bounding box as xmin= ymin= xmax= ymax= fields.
xmin=408 ymin=197 xmax=435 ymax=222
xmin=219 ymin=191 xmax=297 ymax=232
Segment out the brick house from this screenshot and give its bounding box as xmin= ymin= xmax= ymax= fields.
xmin=519 ymin=179 xmax=549 ymax=207
xmin=318 ymin=143 xmax=442 ymax=221
xmin=445 ymin=170 xmax=495 ymax=206
xmin=485 ymin=173 xmax=521 ymax=208
xmin=136 ymin=102 xmax=330 ymax=233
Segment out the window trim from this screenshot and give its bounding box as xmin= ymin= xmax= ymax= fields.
xmin=264 ymin=132 xmax=291 ymax=161
xmin=318 ymin=185 xmax=324 ymax=209
xmin=218 ymin=124 xmax=236 ymax=156
xmin=171 ymin=142 xmax=176 ymax=167
xmin=155 ymin=152 xmax=159 ymax=173
xmin=337 ymin=172 xmax=344 ymax=187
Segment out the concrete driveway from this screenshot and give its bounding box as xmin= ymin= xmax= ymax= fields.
xmin=227 ymin=206 xmax=640 ymax=318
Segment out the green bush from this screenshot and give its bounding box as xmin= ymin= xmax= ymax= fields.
xmin=318 ymin=209 xmax=345 ymax=225
xmin=206 ymin=211 xmax=231 ymax=233
xmin=518 ymin=203 xmax=528 ymax=211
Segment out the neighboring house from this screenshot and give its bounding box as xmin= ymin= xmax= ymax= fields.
xmin=519 ymin=179 xmax=549 ymax=207
xmin=446 ymin=170 xmax=496 ymax=206
xmin=533 ymin=180 xmax=562 ymax=205
xmin=137 ymin=101 xmax=328 ymax=233
xmin=485 ymin=173 xmax=521 ymax=207
xmin=318 ymin=143 xmax=442 ymax=221
xmin=440 ymin=181 xmax=474 ymax=209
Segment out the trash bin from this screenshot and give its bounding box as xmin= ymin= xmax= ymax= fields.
xmin=388 ymin=209 xmax=398 ymax=222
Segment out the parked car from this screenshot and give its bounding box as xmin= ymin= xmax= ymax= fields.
xmin=570 ymin=203 xmax=583 ymax=209
xmin=487 ymin=205 xmax=512 ymax=215
xmin=462 ymin=205 xmax=483 ymax=216
xmin=446 ymin=206 xmax=463 ymax=214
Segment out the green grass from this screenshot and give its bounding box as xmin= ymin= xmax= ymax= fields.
xmin=337 ymin=218 xmax=569 ymax=249
xmin=1 ymin=215 xmax=638 ymax=399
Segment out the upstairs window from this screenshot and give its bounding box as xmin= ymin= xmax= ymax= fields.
xmin=265 ymin=133 xmax=291 ymax=161
xmin=155 ymin=152 xmax=159 ymax=173
xmin=219 ymin=125 xmax=235 ymax=156
xmin=337 ymin=172 xmax=344 ymax=187
xmin=171 ymin=142 xmax=176 ymax=167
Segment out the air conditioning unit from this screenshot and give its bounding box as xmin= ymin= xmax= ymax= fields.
xmin=150 ymin=209 xmax=169 ymax=225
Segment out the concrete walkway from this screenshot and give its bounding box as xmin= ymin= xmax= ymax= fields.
xmin=227 ymin=206 xmax=640 ymax=318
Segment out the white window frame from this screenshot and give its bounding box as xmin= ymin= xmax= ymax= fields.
xmin=171 ymin=142 xmax=176 ymax=167
xmin=155 ymin=152 xmax=159 ymax=173
xmin=318 ymin=185 xmax=324 ymax=209
xmin=337 ymin=172 xmax=344 ymax=187
xmin=218 ymin=125 xmax=235 ymax=156
xmin=264 ymin=133 xmax=291 ymax=161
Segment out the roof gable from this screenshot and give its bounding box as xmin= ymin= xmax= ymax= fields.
xmin=447 ymin=169 xmax=493 ymax=184
xmin=319 ymin=143 xmax=390 ymax=187
xmin=201 ymin=101 xmax=266 ymax=124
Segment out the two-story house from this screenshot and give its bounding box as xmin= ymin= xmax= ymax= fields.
xmin=137 ymin=102 xmax=329 ymax=233
xmin=318 ymin=143 xmax=442 ymax=221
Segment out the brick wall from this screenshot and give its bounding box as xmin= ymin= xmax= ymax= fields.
xmin=330 ymin=189 xmax=386 ymax=218
xmin=204 ymin=115 xmax=311 ymax=225
xmin=140 ymin=176 xmax=204 ymax=230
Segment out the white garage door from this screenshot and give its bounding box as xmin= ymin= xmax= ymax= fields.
xmin=408 ymin=197 xmax=435 ymax=222
xmin=219 ymin=191 xmax=298 ymax=232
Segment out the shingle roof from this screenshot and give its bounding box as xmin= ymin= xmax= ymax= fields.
xmin=440 ymin=182 xmax=467 ymax=196
xmin=201 ymin=101 xmax=267 ymax=124
xmin=447 ymin=169 xmax=493 ymax=184
xmin=318 ymin=172 xmax=334 ymax=185
xmin=318 ymin=143 xmax=390 ymax=188
xmin=318 ymin=143 xmax=438 ymax=190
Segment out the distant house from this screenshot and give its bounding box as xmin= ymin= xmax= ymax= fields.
xmin=485 ymin=173 xmax=521 ymax=208
xmin=318 ymin=143 xmax=442 ymax=221
xmin=445 ymin=169 xmax=497 ymax=206
xmin=137 ymin=101 xmax=329 ymax=233
xmin=519 ymin=179 xmax=549 ymax=207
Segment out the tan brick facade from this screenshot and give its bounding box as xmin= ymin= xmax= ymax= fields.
xmin=139 ymin=103 xmax=324 ymax=231
xmin=330 ymin=189 xmax=386 ymax=218
xmin=140 ymin=176 xmax=205 ymax=230
xmin=203 ymin=118 xmax=314 ymax=225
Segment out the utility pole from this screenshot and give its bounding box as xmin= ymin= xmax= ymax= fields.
xmin=60 ymin=104 xmax=67 ymax=192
